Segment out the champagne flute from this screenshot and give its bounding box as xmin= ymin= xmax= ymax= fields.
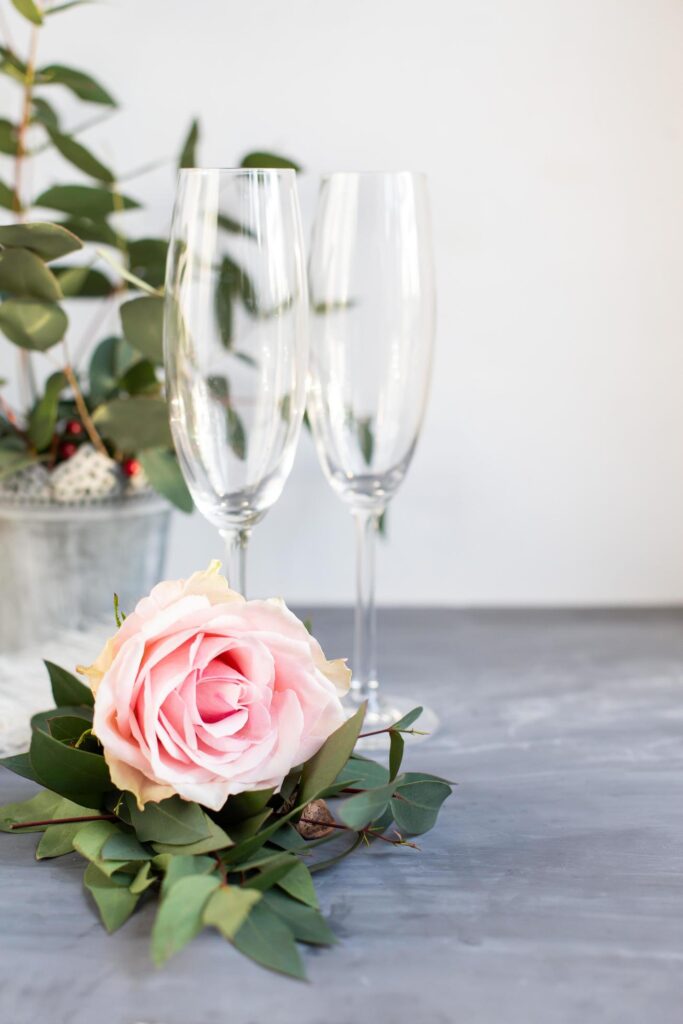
xmin=164 ymin=168 xmax=308 ymax=594
xmin=308 ymin=171 xmax=436 ymax=740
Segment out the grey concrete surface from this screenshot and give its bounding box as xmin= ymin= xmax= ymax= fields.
xmin=1 ymin=608 xmax=682 ymax=1024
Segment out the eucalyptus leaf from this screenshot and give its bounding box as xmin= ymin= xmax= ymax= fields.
xmin=130 ymin=861 xmax=156 ymax=894
xmin=59 ymin=216 xmax=122 ymax=248
xmin=138 ymin=448 xmax=193 ymax=513
xmin=240 ymin=152 xmax=300 ymax=171
xmin=45 ymin=659 xmax=94 ymax=708
xmin=101 ymin=832 xmax=151 ymax=862
xmin=0 ymin=750 xmax=37 ymax=783
xmin=27 ymin=371 xmax=67 ymax=451
xmin=390 ymin=706 xmax=424 ymax=731
xmin=151 ymin=874 xmax=220 ymax=965
xmin=31 ymin=98 xmax=60 ymax=129
xmin=46 ymin=127 xmax=114 ymax=183
xmin=390 ymin=777 xmax=452 ymax=836
xmin=263 ymin=889 xmax=336 ymax=946
xmin=30 ymin=714 xmax=112 ymax=806
xmin=84 ymin=862 xmax=138 ymax=933
xmin=37 ymin=64 xmax=116 ymax=105
xmin=153 ymin=853 xmax=216 ymax=897
xmin=233 ymin=901 xmax=305 ymax=979
xmin=276 ymin=859 xmax=318 ymax=908
xmin=338 ymin=783 xmax=395 ymax=831
xmin=243 ymin=853 xmax=299 ymax=893
xmin=0 ymin=179 xmax=14 ymax=210
xmin=388 ymin=730 xmax=404 ymax=781
xmin=127 ymin=238 xmax=167 ymax=289
xmin=0 ymin=222 xmax=81 ymax=261
xmin=0 ymin=46 xmax=27 ymax=84
xmin=118 ymin=359 xmax=159 ymax=396
xmin=299 ymin=703 xmax=366 ymax=805
xmin=88 ymin=334 xmax=136 ymax=404
xmin=36 ymin=185 xmax=138 ymax=217
xmin=36 ymin=821 xmax=81 ymax=859
xmin=203 ymin=886 xmax=260 ymax=940
xmin=0 ymin=248 xmax=62 ymax=301
xmin=126 ymin=795 xmax=209 ymax=846
xmin=0 ymin=790 xmax=98 ymax=833
xmin=120 ymin=295 xmax=163 ymax=362
xmin=11 ymin=0 xmax=43 ymax=25
xmin=178 ymin=118 xmax=199 ymax=169
xmin=53 ymin=264 xmax=113 ymax=297
xmin=0 ymin=299 xmax=67 ymax=351
xmin=92 ymin=396 xmax=172 ymax=452
xmin=0 ymin=118 xmax=18 ymax=155
xmin=152 ymin=816 xmax=232 ymax=856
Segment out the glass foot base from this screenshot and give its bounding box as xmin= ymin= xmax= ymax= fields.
xmin=344 ymin=694 xmax=439 ymax=751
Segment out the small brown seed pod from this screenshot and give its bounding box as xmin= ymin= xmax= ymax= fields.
xmin=296 ymin=798 xmax=336 ymax=839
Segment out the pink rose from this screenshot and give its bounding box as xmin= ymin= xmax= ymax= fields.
xmin=78 ymin=563 xmax=350 ymax=811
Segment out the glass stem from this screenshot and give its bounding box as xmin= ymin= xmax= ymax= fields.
xmin=219 ymin=527 xmax=250 ymax=596
xmin=351 ymin=508 xmax=382 ymax=714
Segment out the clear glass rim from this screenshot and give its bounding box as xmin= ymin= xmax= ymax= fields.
xmin=176 ymin=166 xmax=296 ymax=177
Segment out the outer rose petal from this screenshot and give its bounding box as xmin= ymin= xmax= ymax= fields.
xmin=86 ymin=563 xmax=348 ymax=810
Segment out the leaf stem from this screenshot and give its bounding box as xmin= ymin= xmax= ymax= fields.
xmin=10 ymin=813 xmax=116 ymax=830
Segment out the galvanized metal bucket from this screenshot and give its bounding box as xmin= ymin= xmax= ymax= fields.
xmin=0 ymin=493 xmax=170 ymax=653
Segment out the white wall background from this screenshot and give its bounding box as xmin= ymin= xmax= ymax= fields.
xmin=2 ymin=0 xmax=683 ymax=605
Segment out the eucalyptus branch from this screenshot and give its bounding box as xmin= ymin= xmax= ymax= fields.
xmin=61 ymin=346 xmax=108 ymax=456
xmin=11 ymin=813 xmax=116 ymax=830
xmin=298 ymin=814 xmax=418 ymax=849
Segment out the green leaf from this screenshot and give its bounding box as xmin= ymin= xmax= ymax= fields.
xmin=0 ymin=448 xmax=35 ymax=481
xmin=92 ymin=395 xmax=172 ymax=452
xmin=0 ymin=247 xmax=62 ymax=301
xmin=129 ymin=861 xmax=156 ymax=894
xmin=338 ymin=783 xmax=395 ymax=831
xmin=138 ymin=448 xmax=193 ymax=512
xmin=0 ymin=750 xmax=38 ymax=783
xmin=59 ymin=215 xmax=122 ymax=248
xmin=178 ymin=118 xmax=199 ymax=169
xmin=46 ymin=127 xmax=114 ymax=183
xmin=31 ymin=97 xmax=60 ymax=130
xmin=101 ymin=831 xmax=150 ymax=861
xmin=36 ymin=821 xmax=81 ymax=859
xmin=151 ymin=874 xmax=220 ymax=965
xmin=388 ymin=731 xmax=404 ymax=781
xmin=11 ymin=0 xmax=43 ymax=25
xmin=120 ymin=294 xmax=163 ymax=362
xmin=84 ymin=862 xmax=138 ymax=933
xmin=118 ymin=359 xmax=160 ymax=396
xmin=391 ymin=777 xmax=452 ymax=835
xmin=47 ymin=0 xmax=93 ymax=13
xmin=27 ymin=372 xmax=67 ymax=451
xmin=53 ymin=264 xmax=113 ymax=297
xmin=334 ymin=753 xmax=389 ymax=790
xmin=45 ymin=659 xmax=94 ymax=708
xmin=73 ymin=818 xmax=121 ymax=861
xmin=126 ymin=795 xmax=209 ymax=846
xmin=240 ymin=152 xmax=300 ymax=171
xmin=0 ymin=179 xmax=15 ymax=210
xmin=227 ymin=406 xmax=246 ymax=461
xmin=0 ymin=118 xmax=18 ymax=155
xmin=203 ymin=885 xmax=260 ymax=940
xmin=48 ymin=713 xmax=92 ymax=744
xmin=36 ymin=185 xmax=138 ymax=218
xmin=37 ymin=64 xmax=116 ymax=105
xmin=215 ymin=257 xmax=234 ymax=348
xmin=390 ymin=707 xmax=424 ymax=731
xmin=30 ymin=716 xmax=113 ymax=806
xmin=243 ymin=853 xmax=299 ymax=893
xmin=220 ymin=788 xmax=274 ymax=826
xmin=0 ymin=298 xmax=67 ymax=350
xmin=0 ymin=221 xmax=81 ymax=261
xmin=233 ymin=901 xmax=305 ymax=979
xmin=299 ymin=703 xmax=366 ymax=805
xmin=0 ymin=790 xmax=97 ymax=833
xmin=127 ymin=238 xmax=168 ymax=290
xmin=0 ymin=46 xmax=27 ymax=84
xmin=88 ymin=334 xmax=136 ymax=404
xmin=276 ymin=859 xmax=318 ymax=908
xmin=152 ymin=815 xmax=232 ymax=856
xmin=153 ymin=853 xmax=216 ymax=897
xmin=263 ymin=889 xmax=336 ymax=946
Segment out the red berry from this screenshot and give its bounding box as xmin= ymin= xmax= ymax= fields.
xmin=59 ymin=441 xmax=78 ymax=460
xmin=122 ymin=457 xmax=141 ymax=478
xmin=64 ymin=419 xmax=83 ymax=437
